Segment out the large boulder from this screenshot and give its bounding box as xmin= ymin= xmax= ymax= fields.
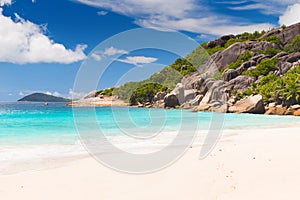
xmin=184 ymin=89 xmax=197 ymax=102
xmin=228 ymin=95 xmax=265 ymax=114
xmin=278 ymin=62 xmax=293 ymax=75
xmin=260 ymin=22 xmax=300 ymax=46
xmin=189 ymin=95 xmax=204 ymax=106
xmin=181 ymin=71 xmax=202 ymax=90
xmin=154 ymin=92 xmax=166 ymax=101
xmin=207 ymin=34 xmax=235 ymax=48
xmin=286 ymin=52 xmax=300 ymax=63
xmin=226 ymin=75 xmax=256 ymax=93
xmin=223 ymin=69 xmax=239 ymax=82
xmin=199 ymin=80 xmax=225 ymax=106
xmin=164 ymin=94 xmax=180 ymax=108
xmin=170 ymin=83 xmax=185 ymax=104
xmin=236 ymin=60 xmax=257 ymax=75
xmin=294 ymin=109 xmax=300 ymax=116
xmin=210 ymin=42 xmax=249 ymax=70
xmin=265 ymin=106 xmax=287 ymax=115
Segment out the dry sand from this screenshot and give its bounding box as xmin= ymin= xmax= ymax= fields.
xmin=1 ymin=127 xmax=300 ymax=200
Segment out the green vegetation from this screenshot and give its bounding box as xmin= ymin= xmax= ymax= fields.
xmin=239 ymin=66 xmax=300 ymax=106
xmin=186 ymin=45 xmax=210 ymax=68
xmin=18 ymin=93 xmax=71 ymax=102
xmin=263 ymin=36 xmax=281 ymax=45
xmin=170 ymin=58 xmax=197 ymax=76
xmin=285 ymin=35 xmax=300 ymax=53
xmin=129 ymin=83 xmax=165 ymax=105
xmin=113 ymin=66 xmax=181 ymax=102
xmin=202 ymin=30 xmax=266 ymax=55
xmin=281 ymin=24 xmax=287 ymax=29
xmin=227 ymin=51 xmax=253 ymax=70
xmin=259 ymin=47 xmax=282 ymax=57
xmin=201 ymin=43 xmax=226 ymax=55
xmin=96 ymin=88 xmax=114 ymax=96
xmin=243 ymin=58 xmax=279 ymax=78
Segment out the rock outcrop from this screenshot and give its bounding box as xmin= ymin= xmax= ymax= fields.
xmin=228 ymin=95 xmax=265 ymax=114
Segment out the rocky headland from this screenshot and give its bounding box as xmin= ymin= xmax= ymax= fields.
xmin=71 ymin=23 xmax=300 ymax=116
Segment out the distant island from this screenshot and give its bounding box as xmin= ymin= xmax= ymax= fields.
xmin=18 ymin=93 xmax=71 ymax=102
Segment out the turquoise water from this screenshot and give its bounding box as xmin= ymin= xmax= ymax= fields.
xmin=1 ymin=102 xmax=300 ymax=146
xmin=1 ymin=102 xmax=300 ymax=174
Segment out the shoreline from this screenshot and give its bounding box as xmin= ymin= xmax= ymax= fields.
xmin=1 ymin=126 xmax=300 ymax=199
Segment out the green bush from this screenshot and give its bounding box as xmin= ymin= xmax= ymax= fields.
xmin=227 ymin=51 xmax=253 ymax=70
xmin=263 ymin=36 xmax=281 ymax=45
xmin=96 ymin=88 xmax=114 ymax=96
xmin=170 ymin=58 xmax=197 ymax=76
xmin=240 ymin=66 xmax=300 ymax=105
xmin=129 ymin=83 xmax=165 ymax=105
xmin=243 ymin=58 xmax=279 ymax=78
xmin=259 ymin=47 xmax=282 ymax=57
xmin=285 ymin=35 xmax=300 ymax=53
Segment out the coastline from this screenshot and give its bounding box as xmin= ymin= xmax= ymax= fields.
xmin=1 ymin=126 xmax=300 ymax=199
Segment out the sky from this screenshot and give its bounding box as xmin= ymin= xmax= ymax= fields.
xmin=0 ymin=0 xmax=300 ymax=101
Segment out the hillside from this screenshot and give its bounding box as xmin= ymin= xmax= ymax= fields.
xmin=18 ymin=93 xmax=71 ymax=102
xmin=82 ymin=22 xmax=300 ymax=115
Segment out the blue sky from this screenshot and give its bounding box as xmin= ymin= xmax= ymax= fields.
xmin=0 ymin=0 xmax=300 ymax=101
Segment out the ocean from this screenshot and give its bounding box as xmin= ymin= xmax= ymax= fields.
xmin=1 ymin=102 xmax=300 ymax=173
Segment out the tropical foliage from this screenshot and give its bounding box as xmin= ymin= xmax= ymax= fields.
xmin=227 ymin=51 xmax=253 ymax=70
xmin=285 ymin=35 xmax=300 ymax=53
xmin=129 ymin=83 xmax=165 ymax=105
xmin=239 ymin=66 xmax=300 ymax=106
xmin=243 ymin=58 xmax=279 ymax=78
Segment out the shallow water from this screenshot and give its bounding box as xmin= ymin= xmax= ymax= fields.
xmin=1 ymin=102 xmax=300 ymax=173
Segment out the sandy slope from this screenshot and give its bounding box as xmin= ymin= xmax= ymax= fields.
xmin=1 ymin=127 xmax=300 ymax=200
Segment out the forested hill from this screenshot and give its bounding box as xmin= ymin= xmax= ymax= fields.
xmin=18 ymin=93 xmax=71 ymax=102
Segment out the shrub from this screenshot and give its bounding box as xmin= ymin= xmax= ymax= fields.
xmin=264 ymin=36 xmax=281 ymax=45
xmin=129 ymin=83 xmax=164 ymax=105
xmin=96 ymin=88 xmax=114 ymax=96
xmin=227 ymin=51 xmax=253 ymax=70
xmin=243 ymin=58 xmax=279 ymax=78
xmin=170 ymin=58 xmax=197 ymax=76
xmin=285 ymin=35 xmax=300 ymax=53
xmin=259 ymin=47 xmax=282 ymax=57
xmin=240 ymin=66 xmax=300 ymax=105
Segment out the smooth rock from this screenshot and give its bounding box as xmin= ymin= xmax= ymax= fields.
xmin=229 ymin=95 xmax=265 ymax=114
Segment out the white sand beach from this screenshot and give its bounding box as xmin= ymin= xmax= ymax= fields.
xmin=1 ymin=127 xmax=300 ymax=200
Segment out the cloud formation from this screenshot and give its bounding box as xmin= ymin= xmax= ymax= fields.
xmin=103 ymin=47 xmax=129 ymax=56
xmin=117 ymin=56 xmax=158 ymax=66
xmin=76 ymin=0 xmax=277 ymax=36
xmin=97 ymin=11 xmax=108 ymax=16
xmin=279 ymin=3 xmax=300 ymax=26
xmin=0 ymin=8 xmax=87 ymax=64
xmin=0 ymin=0 xmax=11 ymax=6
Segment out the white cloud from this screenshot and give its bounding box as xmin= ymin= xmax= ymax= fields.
xmin=103 ymin=47 xmax=129 ymax=56
xmin=53 ymin=91 xmax=61 ymax=97
xmin=19 ymin=91 xmax=24 ymax=96
xmin=8 ymin=93 xmax=13 ymax=96
xmin=97 ymin=11 xmax=108 ymax=16
xmin=68 ymin=89 xmax=86 ymax=100
xmin=76 ymin=0 xmax=276 ymax=36
xmin=0 ymin=9 xmax=87 ymax=64
xmin=0 ymin=0 xmax=12 ymax=6
xmin=117 ymin=56 xmax=158 ymax=66
xmin=137 ymin=16 xmax=273 ymax=36
xmin=279 ymin=3 xmax=300 ymax=26
xmin=91 ymin=53 xmax=102 ymax=61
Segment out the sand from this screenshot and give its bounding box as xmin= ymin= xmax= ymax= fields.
xmin=1 ymin=127 xmax=300 ymax=200
xmin=67 ymin=96 xmax=128 ymax=107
